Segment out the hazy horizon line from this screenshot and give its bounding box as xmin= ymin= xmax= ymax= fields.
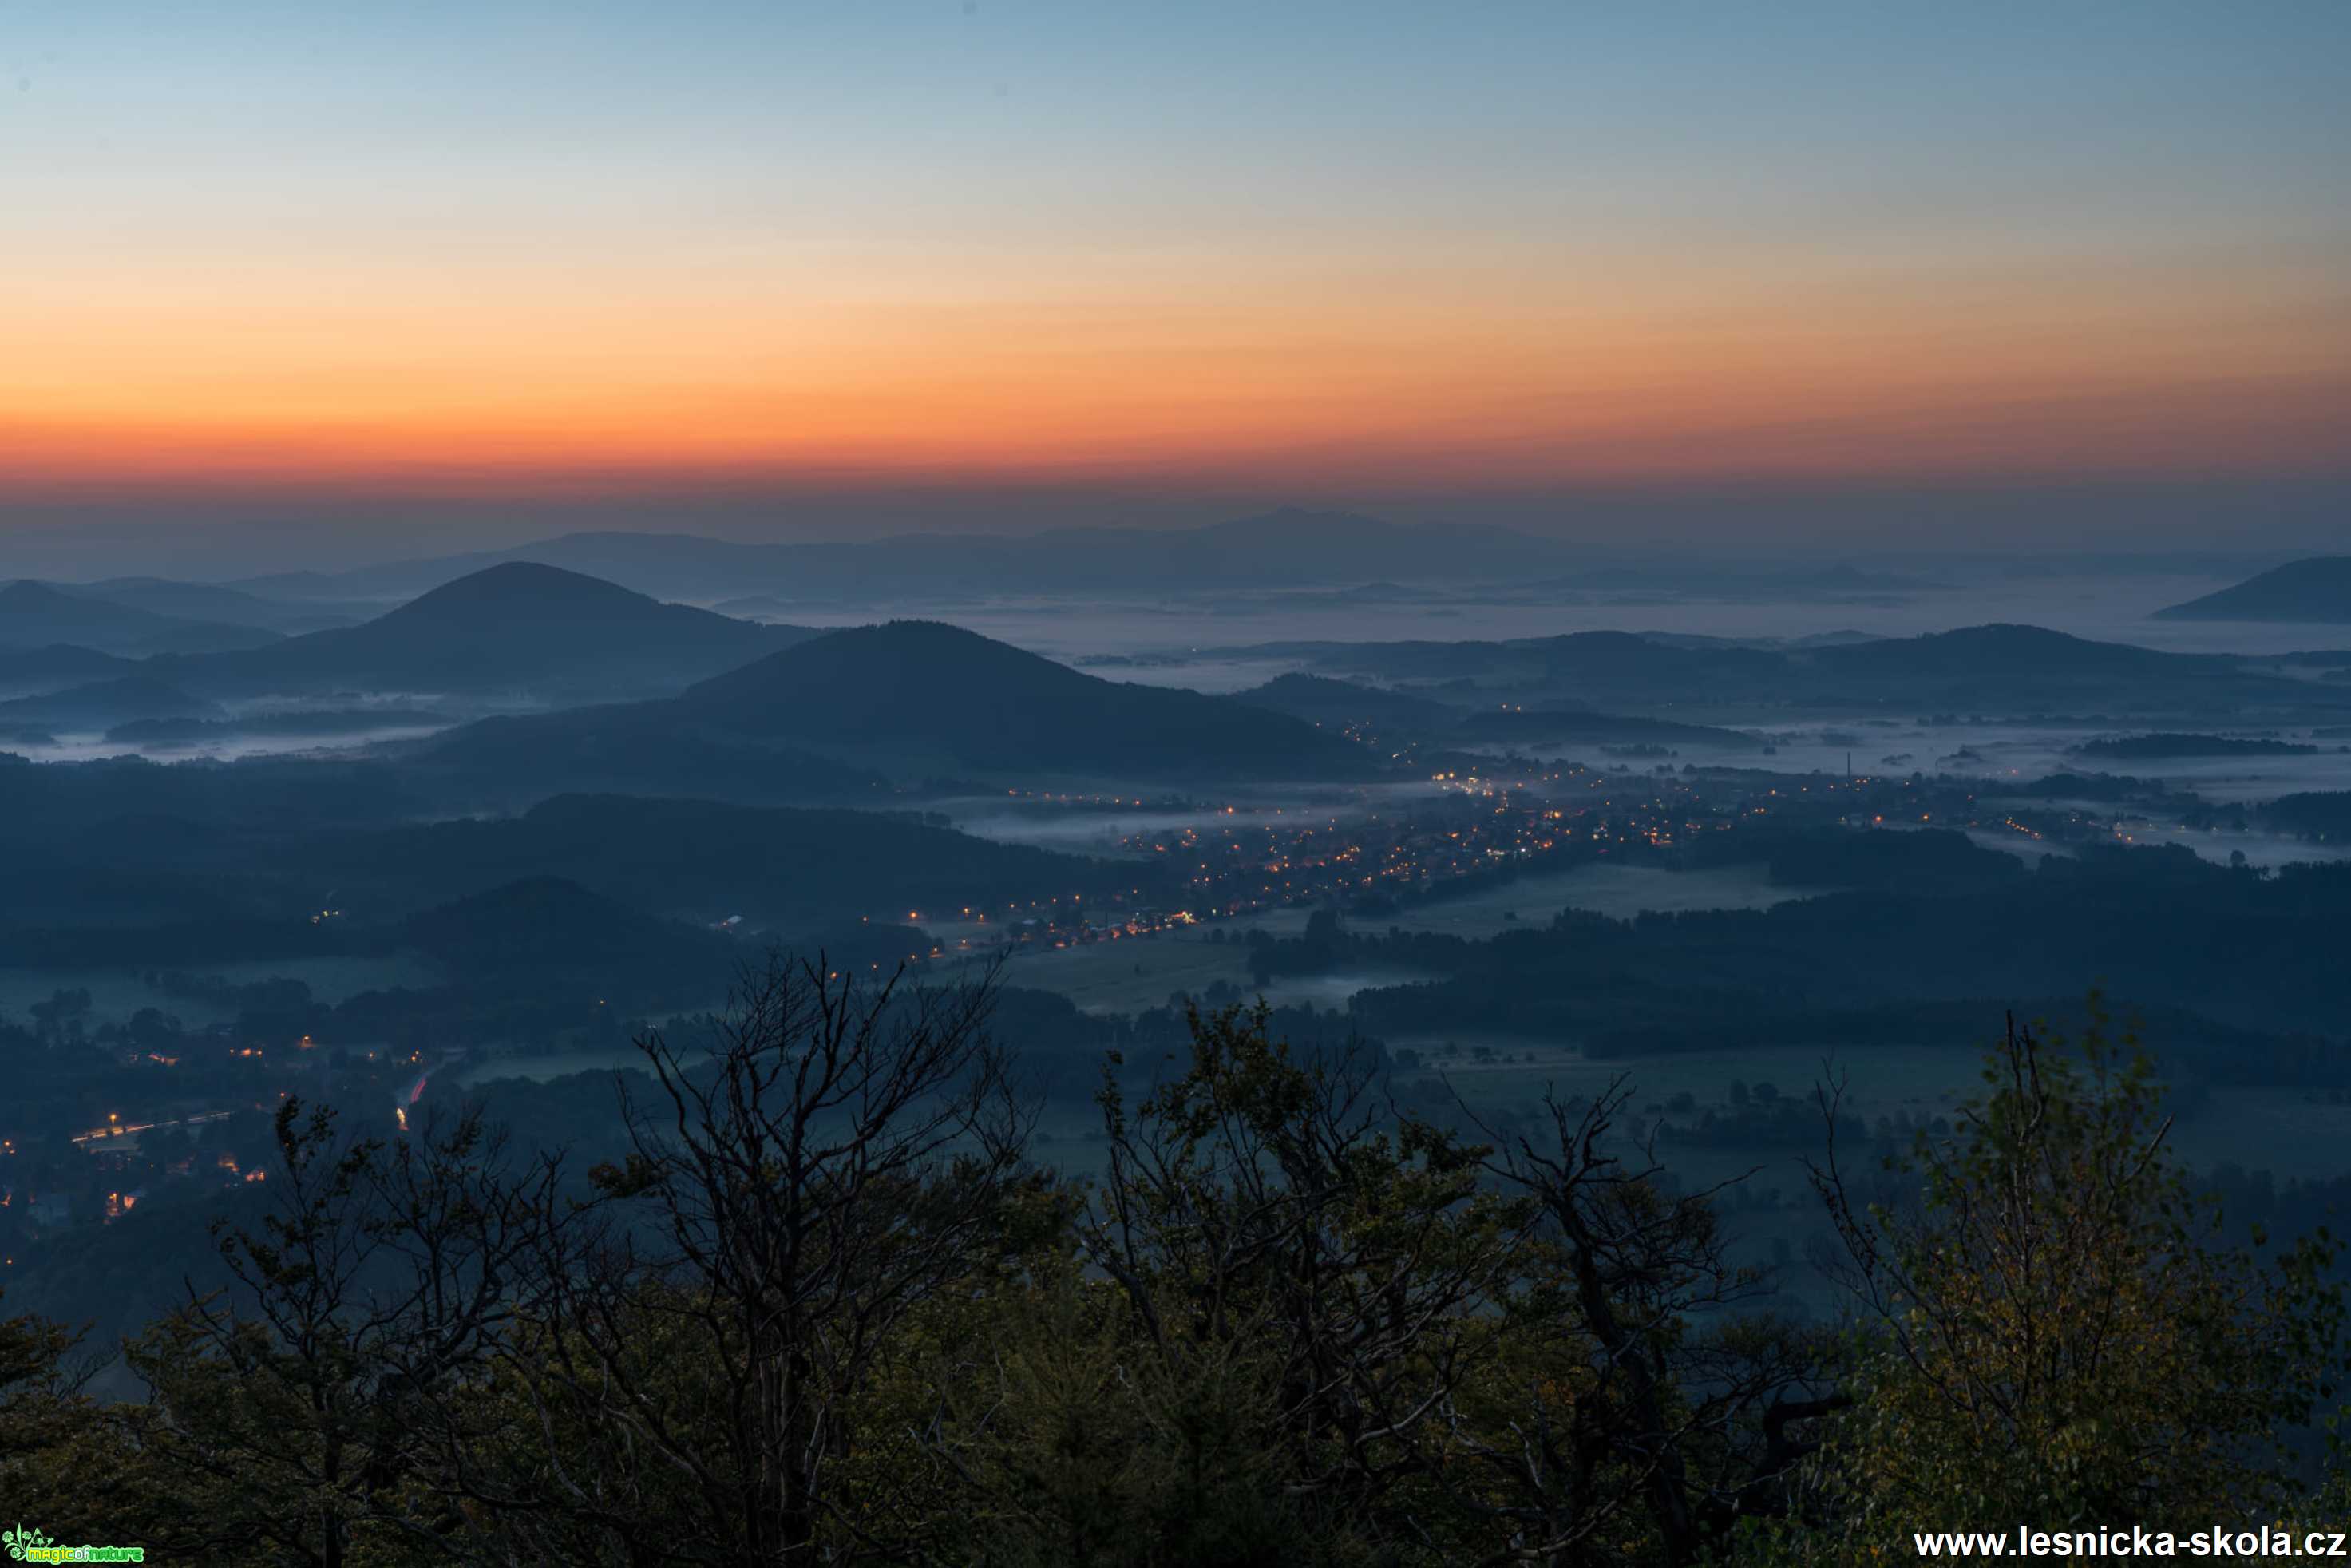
xmin=2 ymin=474 xmax=2345 ymax=582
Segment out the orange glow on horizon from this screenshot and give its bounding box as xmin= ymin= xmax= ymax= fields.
xmin=6 ymin=247 xmax=2347 ymax=497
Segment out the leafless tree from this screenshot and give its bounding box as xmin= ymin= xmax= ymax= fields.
xmin=1453 ymin=1078 xmax=1843 ymax=1566
xmin=491 ymin=953 xmax=1031 ymax=1566
xmin=130 ymin=1099 xmax=560 ymax=1567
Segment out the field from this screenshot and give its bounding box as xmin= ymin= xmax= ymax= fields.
xmin=2169 ymin=1087 xmax=2351 ymax=1184
xmin=1372 ymin=861 xmax=1803 ymax=937
xmin=986 ymin=929 xmax=1256 ymax=1014
xmin=959 ymin=861 xmax=1811 ymax=1020
xmin=201 ymin=952 xmax=449 ymax=1002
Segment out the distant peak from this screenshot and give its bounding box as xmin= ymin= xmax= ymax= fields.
xmin=2155 ymin=556 xmax=2351 ymax=622
xmin=430 ymin=560 xmax=632 ymax=591
xmin=394 ymin=560 xmax=653 ymax=613
xmin=1834 ymin=623 xmax=2103 ymax=655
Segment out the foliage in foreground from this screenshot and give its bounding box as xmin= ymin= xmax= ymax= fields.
xmin=1743 ymin=1010 xmax=2345 ymax=1563
xmin=2 ymin=968 xmax=2344 ymax=1566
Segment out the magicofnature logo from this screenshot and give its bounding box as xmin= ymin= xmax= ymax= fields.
xmin=2 ymin=1523 xmax=144 ymax=1563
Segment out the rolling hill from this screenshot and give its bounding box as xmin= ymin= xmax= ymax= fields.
xmin=669 ymin=620 xmax=1378 ymax=777
xmin=0 ymin=775 xmax=1159 ymax=959
xmin=1235 ymin=673 xmax=1461 ymax=732
xmin=298 ymin=792 xmax=1167 ymax=929
xmin=2155 ymin=558 xmax=2351 ymax=623
xmin=1799 ymin=624 xmax=2329 ymax=711
xmin=71 ymin=576 xmax=367 ymax=634
xmin=414 ymin=620 xmax=1379 ymax=798
xmin=1813 ymin=623 xmax=2189 ymax=679
xmin=1292 ymin=623 xmax=2351 ymax=717
xmin=165 ymin=562 xmax=821 ymax=700
xmin=0 ymin=673 xmax=219 ymax=728
xmin=0 ymin=643 xmax=137 ymax=698
xmin=0 ymin=580 xmax=282 ymax=655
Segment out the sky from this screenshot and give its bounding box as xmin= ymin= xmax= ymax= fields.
xmin=2 ymin=1 xmax=2348 ymax=570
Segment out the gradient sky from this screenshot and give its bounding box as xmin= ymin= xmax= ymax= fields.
xmin=3 ymin=2 xmax=2348 ymax=565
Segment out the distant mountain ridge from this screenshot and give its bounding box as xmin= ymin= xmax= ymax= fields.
xmin=0 ymin=580 xmax=283 ymax=656
xmin=2155 ymin=558 xmax=2351 ymax=623
xmin=0 ymin=643 xmax=136 ymax=698
xmin=225 ymin=508 xmax=1581 ymax=604
xmin=1278 ymin=622 xmax=2351 ymax=716
xmin=68 ymin=576 xmax=366 ymax=634
xmin=0 ymin=673 xmax=219 ymax=727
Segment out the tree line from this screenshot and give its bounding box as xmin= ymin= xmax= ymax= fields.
xmin=3 ymin=962 xmax=2346 ymax=1566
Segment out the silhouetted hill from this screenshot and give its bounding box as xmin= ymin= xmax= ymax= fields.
xmin=0 ymin=643 xmax=135 ymax=697
xmin=2155 ymin=558 xmax=2351 ymax=623
xmin=1802 ymin=624 xmax=2315 ymax=711
xmin=1288 ymin=623 xmax=2349 ymax=716
xmin=2263 ymin=792 xmax=2351 ymax=838
xmin=0 ymin=580 xmax=281 ymax=655
xmin=0 ymin=753 xmax=429 ymax=928
xmin=0 ymin=751 xmax=423 ymax=839
xmin=1235 ymin=674 xmax=1459 ymax=731
xmin=1812 ymin=623 xmax=2178 ymax=679
xmin=398 ymin=876 xmax=733 ymax=995
xmin=409 ymin=699 xmax=891 ymax=807
xmin=673 ymin=620 xmax=1376 ymax=778
xmin=302 ymin=793 xmax=1162 ymax=929
xmin=73 ymin=576 xmax=366 ymax=634
xmin=409 ymin=622 xmax=1378 ymax=798
xmin=167 ymin=562 xmax=821 ymax=700
xmin=0 ymin=756 xmax=1146 ymax=932
xmin=1334 ymin=848 xmax=2351 ymax=1044
xmin=0 ymin=673 xmax=218 ymax=727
